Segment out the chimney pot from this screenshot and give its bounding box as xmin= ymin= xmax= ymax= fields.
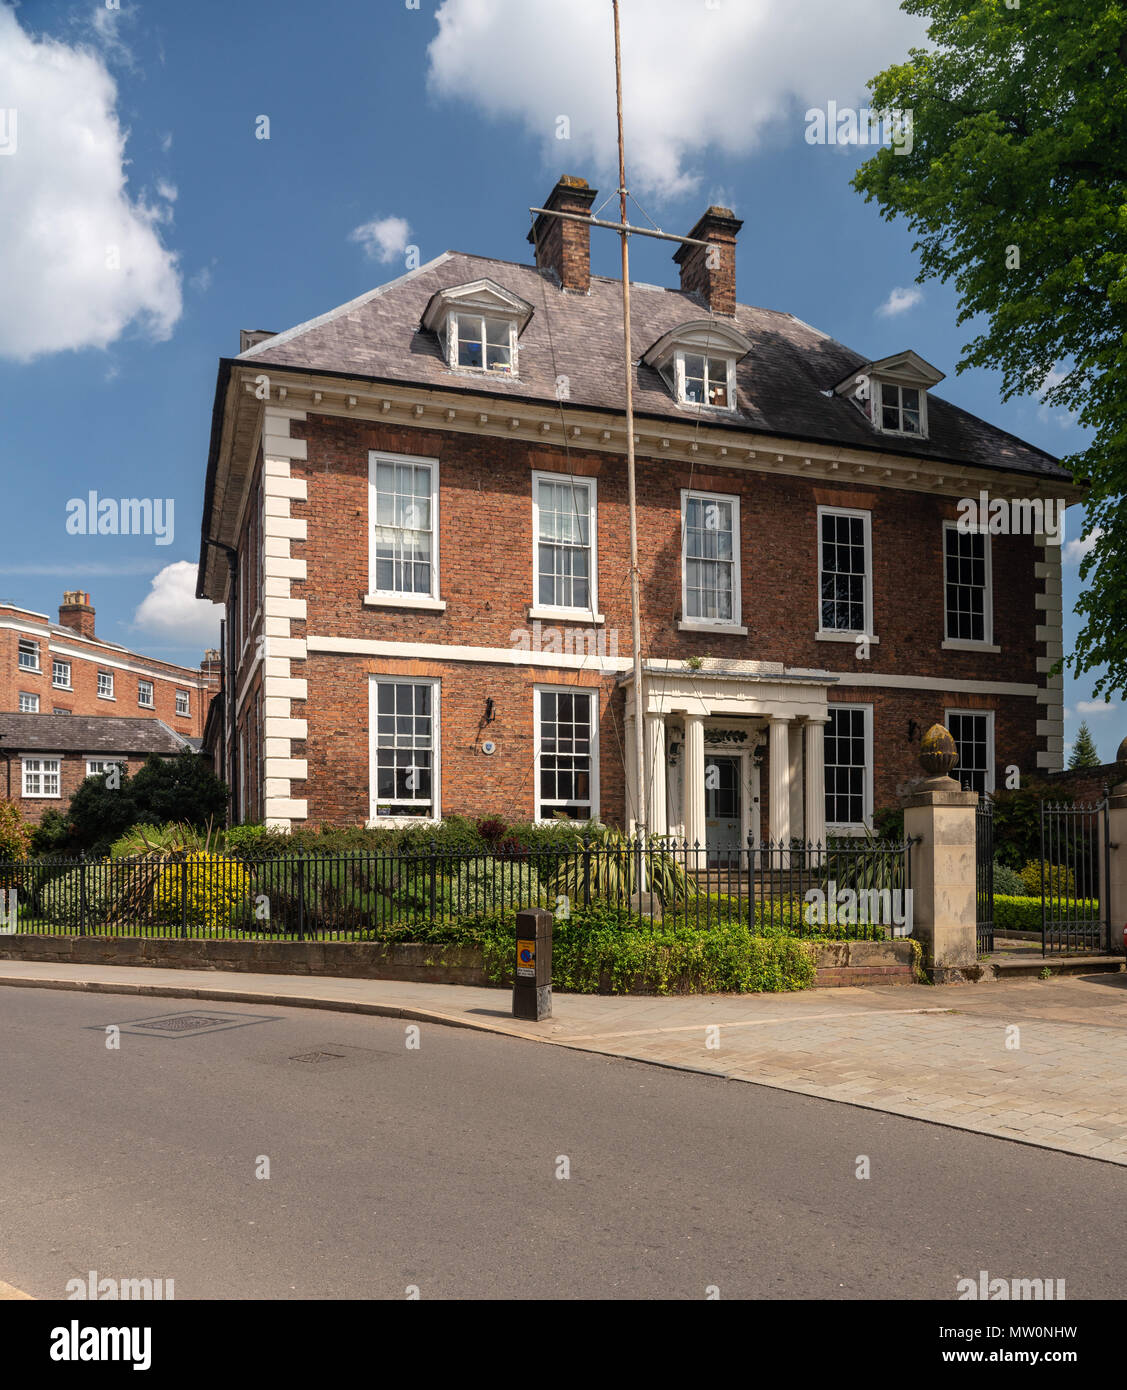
xmin=673 ymin=206 xmax=743 ymax=316
xmin=528 ymin=176 xmax=598 ymax=293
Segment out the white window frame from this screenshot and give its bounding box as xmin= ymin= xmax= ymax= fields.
xmin=945 ymin=708 xmax=996 ymax=795
xmin=18 ymin=692 xmax=39 ymax=713
xmin=533 ymin=685 xmax=600 ymax=823
xmin=176 ymin=689 xmax=190 ymax=718
xmin=365 ymin=450 xmax=446 ymax=611
xmin=22 ymin=757 xmax=61 ymax=799
xmin=52 ymin=659 xmax=71 ymax=689
xmin=17 ymin=639 xmax=39 ymax=671
xmin=680 ymin=488 xmax=743 ymax=631
xmin=446 ymin=311 xmax=518 ymax=376
xmin=138 ymin=680 xmax=154 ymax=709
xmin=85 ymin=758 xmax=125 ymax=779
xmin=368 ymin=675 xmax=441 ymax=826
xmin=674 ymin=349 xmax=736 ymax=412
xmin=816 ymin=505 xmax=874 ymax=640
xmin=875 ymin=380 xmax=928 ymax=438
xmin=942 ymin=521 xmax=996 ymax=650
xmin=824 ymin=702 xmax=874 ymax=834
xmin=530 ymin=470 xmax=602 ymax=621
xmin=97 ymin=670 xmax=114 ymax=700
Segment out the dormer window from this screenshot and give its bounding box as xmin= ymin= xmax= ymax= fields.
xmin=421 ymin=278 xmax=534 ymax=380
xmin=834 ymin=350 xmax=944 ymax=442
xmin=449 ymin=313 xmax=514 ymax=374
xmin=680 ymin=353 xmax=733 ymax=408
xmin=642 ymin=320 xmax=751 ymax=413
xmin=880 ymin=383 xmax=921 ymax=435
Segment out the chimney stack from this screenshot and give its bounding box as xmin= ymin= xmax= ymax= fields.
xmin=58 ymin=590 xmax=96 ymax=640
xmin=528 ymin=176 xmax=597 ymax=293
xmin=200 ymin=648 xmax=222 ymax=691
xmin=673 ymin=206 xmax=744 ymax=316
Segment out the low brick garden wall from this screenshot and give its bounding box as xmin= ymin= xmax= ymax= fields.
xmin=0 ymin=934 xmax=917 ymax=991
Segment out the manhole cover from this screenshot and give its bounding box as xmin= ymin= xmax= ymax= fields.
xmin=290 ymin=1051 xmax=346 ymax=1063
xmin=143 ymin=1015 xmax=229 ymax=1033
xmin=92 ymin=1010 xmax=283 ymax=1039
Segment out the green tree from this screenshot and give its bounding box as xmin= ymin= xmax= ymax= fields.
xmin=61 ymin=753 xmax=228 ymax=856
xmin=128 ymin=751 xmax=228 ymax=829
xmin=1068 ymin=720 xmax=1102 ymax=768
xmin=852 ymin=1 xmax=1127 ymax=697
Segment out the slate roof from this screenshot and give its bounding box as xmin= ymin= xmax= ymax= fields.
xmin=0 ymin=714 xmax=191 ymax=755
xmin=235 ymin=250 xmax=1067 ymax=480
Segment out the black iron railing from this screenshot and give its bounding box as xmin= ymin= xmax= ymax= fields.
xmin=0 ymin=837 xmax=916 ymax=943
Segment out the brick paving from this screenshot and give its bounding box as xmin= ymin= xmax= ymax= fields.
xmin=1 ymin=960 xmax=1125 ymax=1163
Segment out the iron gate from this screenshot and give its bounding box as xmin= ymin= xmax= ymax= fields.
xmin=1039 ymin=795 xmax=1111 ymax=955
xmin=975 ymin=794 xmax=994 ymax=954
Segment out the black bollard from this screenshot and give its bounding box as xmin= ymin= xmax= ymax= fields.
xmin=512 ymin=906 xmax=552 ymax=1020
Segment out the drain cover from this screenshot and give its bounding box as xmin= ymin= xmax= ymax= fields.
xmin=290 ymin=1051 xmax=347 ymax=1063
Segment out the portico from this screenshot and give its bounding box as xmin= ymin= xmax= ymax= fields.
xmin=621 ymin=660 xmax=836 ymax=856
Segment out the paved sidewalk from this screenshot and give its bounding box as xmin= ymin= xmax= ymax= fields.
xmin=1 ymin=959 xmax=1126 ymax=1164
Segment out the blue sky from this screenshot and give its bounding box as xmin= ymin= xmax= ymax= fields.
xmin=0 ymin=0 xmax=1118 ymax=758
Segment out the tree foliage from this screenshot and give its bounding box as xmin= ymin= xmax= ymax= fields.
xmin=853 ymin=0 xmax=1127 ymax=696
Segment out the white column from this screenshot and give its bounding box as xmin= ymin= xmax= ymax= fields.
xmin=769 ymin=717 xmax=791 ymax=848
xmin=805 ymin=717 xmax=828 ymax=852
xmin=625 ymin=712 xmax=639 ymax=834
xmin=683 ymin=714 xmax=706 ymax=848
xmin=788 ymin=723 xmax=804 ymax=841
xmin=645 ymin=716 xmax=668 ymax=838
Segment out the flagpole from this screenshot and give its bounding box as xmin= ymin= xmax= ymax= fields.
xmin=612 ymin=0 xmax=647 ymax=842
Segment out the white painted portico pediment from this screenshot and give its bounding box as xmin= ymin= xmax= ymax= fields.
xmin=621 ymin=659 xmax=836 ymax=723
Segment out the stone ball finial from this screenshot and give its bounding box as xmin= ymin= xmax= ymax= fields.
xmin=919 ymin=723 xmax=958 ymax=778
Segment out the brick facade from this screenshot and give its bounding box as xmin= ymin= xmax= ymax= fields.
xmin=0 ymin=597 xmax=218 ymax=739
xmin=214 ymin=410 xmax=1049 ymax=830
xmin=3 ymin=752 xmax=154 ymax=825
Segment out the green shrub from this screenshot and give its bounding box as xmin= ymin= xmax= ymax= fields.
xmin=449 ymin=859 xmax=545 ymax=913
xmin=29 ymin=809 xmax=74 ymax=859
xmin=361 ymin=901 xmax=816 ymax=994
xmin=994 ymin=894 xmax=1100 ymax=933
xmin=1019 ymin=860 xmax=1077 ymax=898
xmin=992 ymin=861 xmax=1026 ymax=897
xmin=40 ymin=863 xmax=119 ymax=930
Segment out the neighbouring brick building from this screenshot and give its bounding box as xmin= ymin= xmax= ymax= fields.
xmin=0 ymin=714 xmax=193 ymax=824
xmin=0 ymin=592 xmax=219 ymax=741
xmin=197 ymin=175 xmax=1076 ymax=858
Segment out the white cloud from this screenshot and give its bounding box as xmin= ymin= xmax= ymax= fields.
xmin=349 ymin=215 xmax=411 ymax=264
xmin=0 ymin=4 xmax=182 ymax=361
xmin=876 ymin=286 xmax=923 ymax=318
xmin=1063 ymin=526 xmax=1102 ymax=565
xmin=133 ymin=561 xmax=222 ymax=649
xmin=189 ymin=260 xmax=217 ymax=293
xmin=1076 ymin=700 xmax=1118 ymax=716
xmin=426 ymin=0 xmax=927 ymax=198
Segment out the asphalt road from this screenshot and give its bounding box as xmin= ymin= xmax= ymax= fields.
xmin=0 ymin=986 xmax=1124 ymax=1300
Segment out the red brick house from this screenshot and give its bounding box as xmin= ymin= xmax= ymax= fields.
xmin=0 ymin=713 xmax=192 ymax=824
xmin=1 ymin=591 xmax=219 ymax=741
xmin=196 ymin=176 xmax=1074 ymax=856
